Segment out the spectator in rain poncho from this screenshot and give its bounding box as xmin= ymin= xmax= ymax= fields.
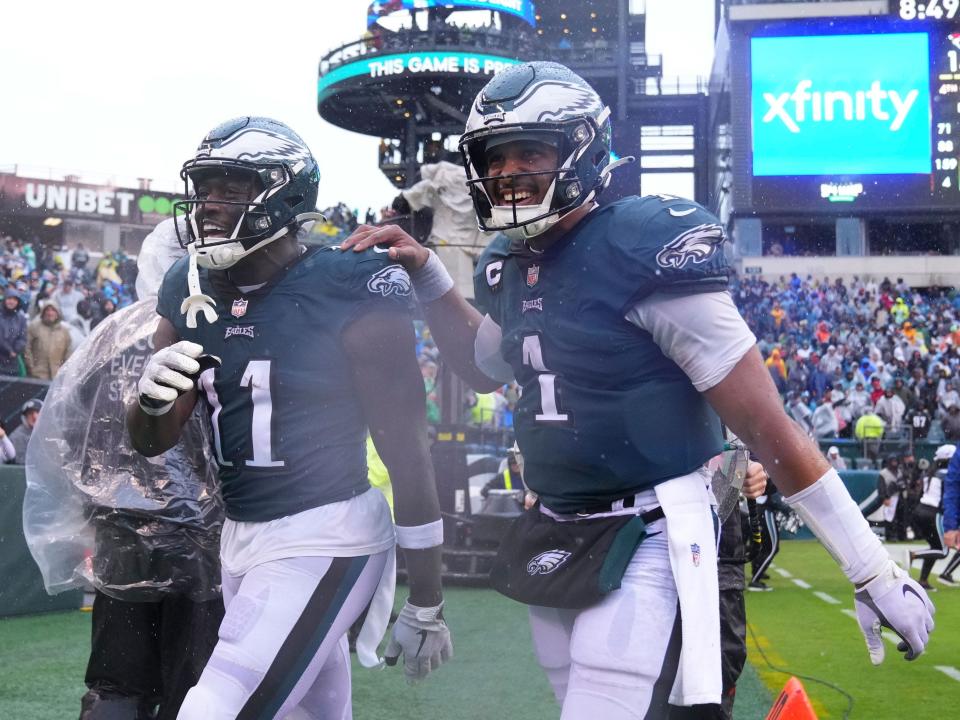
xmin=23 ymin=218 xmax=223 ymax=720
xmin=392 ymin=150 xmax=495 ymax=298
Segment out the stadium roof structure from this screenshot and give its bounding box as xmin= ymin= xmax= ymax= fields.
xmin=317 ymin=0 xmax=707 ymax=196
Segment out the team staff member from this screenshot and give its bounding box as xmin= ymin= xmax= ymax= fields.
xmin=910 ymin=445 xmax=955 ymax=590
xmin=480 ymin=444 xmax=524 ymax=498
xmin=128 ymin=117 xmax=450 ymax=720
xmin=748 ymin=477 xmax=790 ymax=592
xmin=344 ymin=62 xmax=935 ymax=716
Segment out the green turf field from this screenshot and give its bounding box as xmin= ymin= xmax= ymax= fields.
xmin=2 ymin=543 xmax=953 ymax=720
xmin=745 ymin=540 xmax=960 ymax=719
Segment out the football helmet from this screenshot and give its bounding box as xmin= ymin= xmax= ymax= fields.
xmin=459 ymin=61 xmax=629 ymax=242
xmin=174 ymin=117 xmax=323 ymax=269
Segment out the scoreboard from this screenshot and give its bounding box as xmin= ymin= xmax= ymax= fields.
xmin=895 ymin=1 xmax=960 ymax=197
xmin=733 ymin=14 xmax=960 ymax=213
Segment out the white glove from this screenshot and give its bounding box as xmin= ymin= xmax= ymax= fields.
xmin=854 ymin=559 xmax=935 ymax=664
xmin=384 ymin=600 xmax=452 ymax=682
xmin=137 ymin=341 xmax=203 ymax=415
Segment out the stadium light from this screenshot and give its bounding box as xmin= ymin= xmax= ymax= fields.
xmin=42 ymin=217 xmax=62 ymax=227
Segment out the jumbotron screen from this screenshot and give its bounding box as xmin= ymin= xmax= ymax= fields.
xmin=738 ymin=15 xmax=960 ymax=212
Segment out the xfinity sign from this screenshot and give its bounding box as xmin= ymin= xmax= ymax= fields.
xmin=763 ymin=80 xmax=918 ymax=133
xmin=751 ymin=33 xmax=931 ymax=176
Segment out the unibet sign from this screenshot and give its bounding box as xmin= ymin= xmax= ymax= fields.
xmin=751 ymin=33 xmax=931 ymax=176
xmin=24 ymin=182 xmax=177 ymax=218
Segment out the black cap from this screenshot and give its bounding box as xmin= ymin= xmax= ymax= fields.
xmin=21 ymin=398 xmax=43 ymax=415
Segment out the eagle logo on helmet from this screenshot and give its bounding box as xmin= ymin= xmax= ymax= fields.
xmin=526 ymin=549 xmax=572 ymax=576
xmin=366 ymin=265 xmax=412 ymax=297
xmin=525 ymin=82 xmax=605 ymax=123
xmin=197 ymin=128 xmax=310 ymax=165
xmin=656 ymin=223 xmax=726 ymax=270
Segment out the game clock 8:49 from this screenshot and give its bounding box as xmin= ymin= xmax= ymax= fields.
xmin=899 ymin=0 xmax=960 ymax=20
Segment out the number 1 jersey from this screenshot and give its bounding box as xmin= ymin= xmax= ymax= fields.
xmin=157 ymin=246 xmax=414 ymax=522
xmin=474 ymin=196 xmax=731 ymax=513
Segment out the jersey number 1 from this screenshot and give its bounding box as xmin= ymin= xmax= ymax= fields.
xmin=522 ymin=335 xmax=569 ymax=423
xmin=199 ymin=359 xmax=285 ymax=468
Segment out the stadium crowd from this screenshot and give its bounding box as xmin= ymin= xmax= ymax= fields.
xmin=734 ymin=272 xmax=960 ymax=446
xmin=0 ymin=235 xmax=137 ymax=380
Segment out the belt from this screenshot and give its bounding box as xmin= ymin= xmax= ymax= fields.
xmin=575 ymin=494 xmax=666 ymax=522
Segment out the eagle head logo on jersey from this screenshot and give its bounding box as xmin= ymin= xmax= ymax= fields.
xmin=366 ymin=265 xmax=413 ymax=297
xmin=527 ymin=549 xmax=572 ymax=576
xmin=655 ymin=223 xmax=725 ymax=271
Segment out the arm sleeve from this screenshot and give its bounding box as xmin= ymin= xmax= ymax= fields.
xmin=474 ymin=314 xmax=515 ymax=384
xmin=625 ymin=291 xmax=756 ymax=392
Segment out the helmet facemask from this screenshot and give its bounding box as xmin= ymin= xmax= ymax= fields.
xmin=173 ymin=161 xmax=297 ymax=270
xmin=461 ymin=114 xmax=610 ymax=243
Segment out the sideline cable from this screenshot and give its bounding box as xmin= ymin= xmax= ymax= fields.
xmin=747 ymin=621 xmax=855 ymax=720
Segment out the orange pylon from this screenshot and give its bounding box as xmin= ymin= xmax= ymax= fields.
xmin=765 ymin=676 xmax=818 ymax=720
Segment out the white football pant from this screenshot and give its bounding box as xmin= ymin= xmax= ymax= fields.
xmin=528 ymin=529 xmax=682 ymax=719
xmin=177 ymin=552 xmax=388 ymax=720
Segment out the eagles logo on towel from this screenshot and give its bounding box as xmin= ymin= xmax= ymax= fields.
xmin=655 ymin=223 xmax=725 ymax=270
xmin=366 ymin=265 xmax=412 ymax=297
xmin=527 ymin=549 xmax=572 ymax=575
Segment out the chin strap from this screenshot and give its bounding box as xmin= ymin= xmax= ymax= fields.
xmin=180 ymin=245 xmax=218 ymax=329
xmin=599 ymin=155 xmax=636 ymax=189
xmin=178 ymin=213 xmax=326 ymax=329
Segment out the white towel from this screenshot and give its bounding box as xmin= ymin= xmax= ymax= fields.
xmin=355 ymin=549 xmax=397 ymax=668
xmin=655 ymin=470 xmax=722 ymax=706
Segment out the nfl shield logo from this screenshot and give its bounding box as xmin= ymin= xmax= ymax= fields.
xmin=231 ymin=298 xmax=248 ymax=318
xmin=690 ymin=543 xmax=701 ymax=567
xmin=526 ymin=264 xmax=540 ymax=288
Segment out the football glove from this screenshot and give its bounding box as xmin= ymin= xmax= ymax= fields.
xmin=137 ymin=341 xmax=204 ymax=415
xmin=384 ymin=600 xmax=452 ymax=682
xmin=854 ymin=558 xmax=935 ymax=664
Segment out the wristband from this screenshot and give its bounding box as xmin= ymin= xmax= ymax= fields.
xmin=138 ymin=396 xmax=174 ymax=417
xmin=410 ymin=250 xmax=454 ymax=304
xmin=784 ymin=467 xmax=889 ymax=586
xmin=395 ymin=519 xmax=444 ymax=549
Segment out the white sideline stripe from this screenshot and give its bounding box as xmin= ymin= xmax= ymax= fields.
xmin=840 ymin=609 xmax=900 ymax=646
xmin=792 ymin=578 xmax=812 ymax=589
xmin=813 ymin=591 xmax=841 ymax=605
xmin=774 ymin=568 xmax=792 ymax=578
xmin=934 ymin=666 xmax=960 ymax=682
xmin=882 ymin=630 xmax=901 ymax=646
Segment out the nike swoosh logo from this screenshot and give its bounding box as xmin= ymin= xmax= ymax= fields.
xmin=903 ymin=584 xmax=924 ymax=603
xmin=416 ymin=629 xmax=429 ymax=657
xmin=668 ymin=207 xmax=697 ymax=217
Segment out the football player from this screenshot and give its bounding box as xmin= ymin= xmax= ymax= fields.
xmin=342 ymin=62 xmax=935 ymax=717
xmin=127 ymin=117 xmax=451 ymax=720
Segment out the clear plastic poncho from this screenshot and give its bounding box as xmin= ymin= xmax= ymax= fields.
xmin=23 ymin=299 xmax=223 ymax=601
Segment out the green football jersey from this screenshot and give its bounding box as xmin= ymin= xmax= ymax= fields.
xmin=157 ymin=246 xmax=414 ymax=522
xmin=474 ymin=195 xmax=730 ymax=513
